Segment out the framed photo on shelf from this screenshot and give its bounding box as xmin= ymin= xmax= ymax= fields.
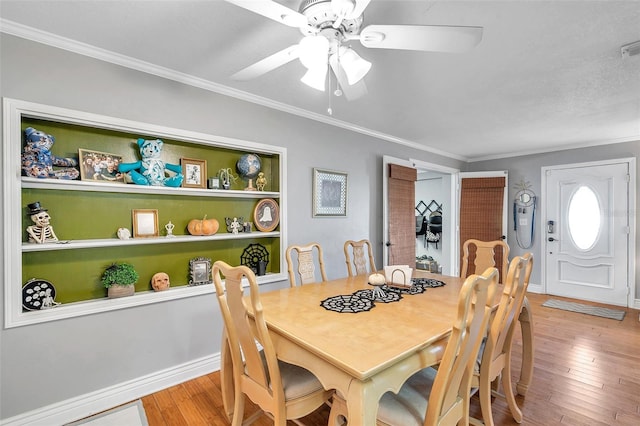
xmin=78 ymin=149 xmax=125 ymax=183
xmin=313 ymin=168 xmax=347 ymax=217
xmin=189 ymin=257 xmax=212 ymax=285
xmin=253 ymin=198 xmax=280 ymax=232
xmin=181 ymin=158 xmax=207 ymax=188
xmin=132 ymin=209 xmax=159 ymax=238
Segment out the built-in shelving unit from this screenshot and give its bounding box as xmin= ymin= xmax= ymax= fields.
xmin=3 ymin=98 xmax=287 ymax=328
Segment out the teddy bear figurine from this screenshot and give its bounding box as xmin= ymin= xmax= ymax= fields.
xmin=118 ymin=138 xmax=183 ymax=187
xmin=21 ymin=127 xmax=79 ymax=179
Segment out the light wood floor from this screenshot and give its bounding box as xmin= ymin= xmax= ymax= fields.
xmin=139 ymin=293 xmax=640 ymax=425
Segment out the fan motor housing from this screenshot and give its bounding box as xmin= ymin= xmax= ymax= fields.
xmin=298 ymin=0 xmax=363 ymax=37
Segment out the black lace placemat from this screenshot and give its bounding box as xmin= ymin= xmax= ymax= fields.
xmin=320 ymin=294 xmax=375 ymax=313
xmin=320 ymin=278 xmax=446 ymax=313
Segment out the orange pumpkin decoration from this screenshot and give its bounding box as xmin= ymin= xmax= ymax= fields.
xmin=187 ymin=215 xmax=219 ymax=236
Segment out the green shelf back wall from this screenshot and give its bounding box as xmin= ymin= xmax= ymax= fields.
xmin=19 ymin=117 xmax=282 ymax=305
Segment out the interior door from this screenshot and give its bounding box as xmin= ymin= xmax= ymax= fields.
xmin=544 ymin=161 xmax=630 ymax=306
xmin=383 ymin=158 xmax=417 ymax=268
xmin=458 ymin=172 xmax=508 ymax=276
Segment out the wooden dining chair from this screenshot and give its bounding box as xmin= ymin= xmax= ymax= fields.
xmin=328 ymin=268 xmax=498 ymax=426
xmin=461 ymin=239 xmax=510 ymax=284
xmin=286 ymin=242 xmax=328 ymax=286
xmin=343 ymin=239 xmax=376 ymax=277
xmin=470 ymin=252 xmax=534 ymax=426
xmin=213 ymin=261 xmax=333 ymax=426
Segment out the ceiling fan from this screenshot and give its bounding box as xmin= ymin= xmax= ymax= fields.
xmin=226 ymin=0 xmax=483 ymax=100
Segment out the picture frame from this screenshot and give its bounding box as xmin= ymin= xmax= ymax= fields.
xmin=253 ymin=198 xmax=280 ymax=232
xmin=181 ymin=158 xmax=207 ymax=188
xmin=132 ymin=209 xmax=159 ymax=238
xmin=78 ymin=149 xmax=125 ymax=183
xmin=313 ymin=168 xmax=347 ymax=217
xmin=189 ymin=257 xmax=212 ymax=286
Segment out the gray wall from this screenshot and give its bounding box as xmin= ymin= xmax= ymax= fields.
xmin=0 ymin=35 xmax=462 ymax=420
xmin=467 ymin=142 xmax=640 ymax=297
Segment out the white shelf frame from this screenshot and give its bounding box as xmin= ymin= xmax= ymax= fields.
xmin=3 ymin=98 xmax=288 ymax=328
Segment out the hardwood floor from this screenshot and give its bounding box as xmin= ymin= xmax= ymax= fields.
xmin=140 ymin=293 xmax=640 ymax=425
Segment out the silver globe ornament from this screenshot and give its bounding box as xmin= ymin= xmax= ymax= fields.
xmin=236 ymin=153 xmax=262 ymax=191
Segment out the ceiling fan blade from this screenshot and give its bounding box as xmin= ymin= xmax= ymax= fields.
xmin=231 ymin=45 xmax=300 ymax=81
xmin=329 ymin=54 xmax=368 ymax=101
xmin=359 ymin=24 xmax=483 ymax=53
xmin=225 ymin=0 xmax=308 ymax=27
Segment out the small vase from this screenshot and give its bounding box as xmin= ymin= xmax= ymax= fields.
xmin=108 ymin=284 xmax=135 ymax=299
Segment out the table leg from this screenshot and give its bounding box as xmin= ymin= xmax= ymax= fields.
xmin=516 ymin=297 xmax=534 ymax=396
xmin=220 ymin=330 xmax=235 ymax=422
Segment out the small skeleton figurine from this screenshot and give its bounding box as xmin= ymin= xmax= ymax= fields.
xmin=255 ymin=172 xmax=267 ymax=191
xmin=26 ymin=202 xmax=59 ymax=244
xmin=228 ymin=217 xmax=242 ymax=234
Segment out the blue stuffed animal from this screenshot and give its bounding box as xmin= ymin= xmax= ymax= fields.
xmin=118 ymin=138 xmax=183 ymax=187
xmin=22 ymin=127 xmax=79 ymax=179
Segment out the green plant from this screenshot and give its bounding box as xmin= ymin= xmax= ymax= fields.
xmin=101 ymin=262 xmax=139 ymax=288
xmin=218 ymin=167 xmax=238 ymax=189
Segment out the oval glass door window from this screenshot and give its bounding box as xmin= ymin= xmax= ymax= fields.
xmin=568 ymin=186 xmax=600 ymax=250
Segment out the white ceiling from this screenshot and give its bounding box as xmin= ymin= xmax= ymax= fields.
xmin=1 ymin=0 xmax=639 ymax=161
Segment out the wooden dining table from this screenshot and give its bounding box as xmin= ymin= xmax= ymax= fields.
xmin=220 ymin=271 xmax=534 ymax=425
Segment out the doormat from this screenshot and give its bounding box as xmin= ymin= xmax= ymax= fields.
xmin=542 ymin=299 xmax=626 ymax=321
xmin=65 ymin=400 xmax=148 ymax=426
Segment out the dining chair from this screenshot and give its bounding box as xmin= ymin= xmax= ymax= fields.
xmin=286 ymin=242 xmax=328 ymax=286
xmin=213 ymin=261 xmax=333 ymax=426
xmin=343 ymin=239 xmax=376 ymax=277
xmin=328 ymin=267 xmax=498 ymax=426
xmin=470 ymin=252 xmax=534 ymax=426
xmin=461 ymin=239 xmax=510 ymax=284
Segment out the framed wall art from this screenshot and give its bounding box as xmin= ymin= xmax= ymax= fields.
xmin=181 ymin=158 xmax=207 ymax=188
xmin=189 ymin=257 xmax=212 ymax=285
xmin=132 ymin=209 xmax=159 ymax=238
xmin=253 ymin=198 xmax=280 ymax=232
xmin=78 ymin=149 xmax=125 ymax=183
xmin=313 ymin=168 xmax=347 ymax=217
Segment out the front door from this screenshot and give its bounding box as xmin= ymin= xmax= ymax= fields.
xmin=544 ymin=160 xmax=631 ymax=306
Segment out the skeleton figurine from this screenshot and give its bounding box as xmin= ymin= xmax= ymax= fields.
xmin=26 ymin=202 xmax=59 ymax=244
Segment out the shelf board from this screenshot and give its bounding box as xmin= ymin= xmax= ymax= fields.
xmin=22 ymin=231 xmax=280 ymax=252
xmin=22 ymin=177 xmax=279 ymax=199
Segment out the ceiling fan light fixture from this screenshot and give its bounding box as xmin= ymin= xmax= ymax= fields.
xmin=299 ymin=35 xmax=330 ymax=69
xmin=339 ymin=47 xmax=372 ymax=85
xmin=301 ymin=66 xmax=328 ymax=91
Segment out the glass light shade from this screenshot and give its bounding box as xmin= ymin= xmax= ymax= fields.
xmin=299 ymin=36 xmax=330 ymax=69
xmin=339 ymin=47 xmax=371 ymax=85
xmin=301 ymin=66 xmax=328 ymax=91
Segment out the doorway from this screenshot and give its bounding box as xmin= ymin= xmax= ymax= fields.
xmin=542 ymin=159 xmax=635 ymax=307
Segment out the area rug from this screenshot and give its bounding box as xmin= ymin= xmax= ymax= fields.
xmin=542 ymin=299 xmax=626 ymax=321
xmin=66 ymin=400 xmax=148 ymax=426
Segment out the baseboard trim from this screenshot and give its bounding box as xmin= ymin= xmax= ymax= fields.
xmin=0 ymin=353 xmax=220 ymax=426
xmin=526 ymin=282 xmax=543 ymax=294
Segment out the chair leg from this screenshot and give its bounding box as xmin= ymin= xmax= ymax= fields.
xmin=501 ymin=348 xmax=523 ymax=423
xmin=232 ymin=392 xmax=245 ymax=426
xmin=328 ymin=394 xmax=349 ymax=426
xmin=478 ymin=374 xmax=495 ymax=426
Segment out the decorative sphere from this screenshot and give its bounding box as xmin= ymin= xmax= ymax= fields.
xmin=236 ymin=154 xmax=261 ymax=179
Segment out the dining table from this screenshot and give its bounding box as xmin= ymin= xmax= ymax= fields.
xmin=220 ymin=270 xmax=534 ymax=425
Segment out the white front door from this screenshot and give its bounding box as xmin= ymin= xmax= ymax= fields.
xmin=544 ymin=160 xmax=631 ymax=306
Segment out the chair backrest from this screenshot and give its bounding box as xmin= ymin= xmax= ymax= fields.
xmin=483 ymin=253 xmax=533 ymax=371
xmin=212 ymin=261 xmax=285 ymax=411
xmin=425 ymin=267 xmax=498 ymax=425
xmin=461 ymin=239 xmax=510 ymax=284
xmin=286 ymin=242 xmax=327 ymax=286
xmin=344 ymin=239 xmax=376 ymax=277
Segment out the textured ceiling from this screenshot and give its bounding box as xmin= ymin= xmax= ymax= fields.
xmin=1 ymin=0 xmax=639 ymax=161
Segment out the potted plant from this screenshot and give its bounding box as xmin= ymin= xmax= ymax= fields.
xmin=101 ymin=262 xmax=139 ymax=298
xmin=218 ymin=167 xmax=238 ymax=190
